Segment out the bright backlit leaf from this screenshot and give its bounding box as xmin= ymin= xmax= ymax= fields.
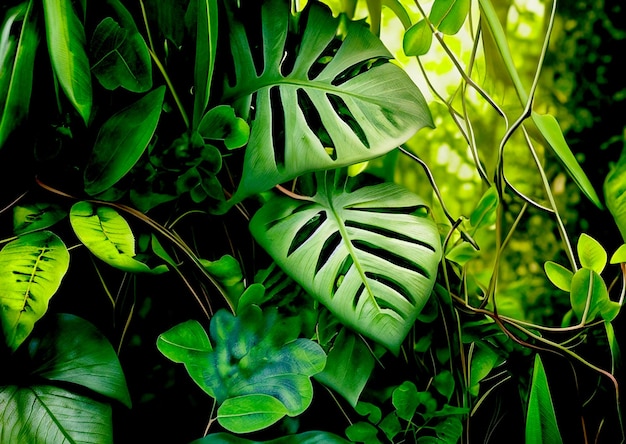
xmin=577 ymin=233 xmax=607 ymax=274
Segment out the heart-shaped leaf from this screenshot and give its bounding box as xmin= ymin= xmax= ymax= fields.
xmin=0 ymin=231 xmax=69 ymax=351
xmin=157 ymin=305 xmax=326 ymax=433
xmin=223 ymin=0 xmax=433 ymax=203
xmin=69 ymin=201 xmax=167 ymax=274
xmin=84 ymin=85 xmax=165 ymax=196
xmin=250 ymin=174 xmax=442 ymax=353
xmin=90 ymin=16 xmax=152 ymax=92
xmin=0 ymin=1 xmax=38 ymax=149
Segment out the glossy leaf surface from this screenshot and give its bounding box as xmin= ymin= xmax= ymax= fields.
xmin=250 ymin=174 xmax=442 ymax=353
xmin=224 ymin=0 xmax=433 ymax=203
xmin=69 ymin=201 xmax=167 ymax=273
xmin=525 ymin=355 xmax=563 ymax=444
xmin=0 ymin=1 xmax=37 ymax=149
xmin=0 ymin=231 xmax=69 ymax=351
xmin=42 ymin=0 xmax=92 ymax=124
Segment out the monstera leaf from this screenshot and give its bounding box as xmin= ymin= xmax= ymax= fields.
xmin=249 ymin=173 xmax=442 ymax=353
xmin=223 ymin=0 xmax=433 ymax=203
xmin=0 ymin=231 xmax=69 ymax=351
xmin=157 ymin=304 xmax=326 ymax=433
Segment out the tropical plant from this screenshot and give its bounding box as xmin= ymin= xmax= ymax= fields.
xmin=0 ymin=0 xmax=624 ymax=443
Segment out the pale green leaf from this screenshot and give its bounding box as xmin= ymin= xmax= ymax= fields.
xmin=43 ymin=0 xmax=92 ymax=124
xmin=224 ymin=0 xmax=433 ymax=204
xmin=610 ymin=244 xmax=626 ymax=264
xmin=577 ymin=233 xmax=607 ymax=273
xmin=0 ymin=231 xmax=69 ymax=351
xmin=250 ymin=174 xmax=442 ymax=353
xmin=217 ymin=394 xmax=289 ymax=434
xmin=544 ymin=261 xmax=573 ymax=292
xmin=69 ymin=201 xmax=166 ymax=273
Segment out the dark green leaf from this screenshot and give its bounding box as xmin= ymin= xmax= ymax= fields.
xmin=392 ymin=381 xmax=419 ymax=421
xmin=525 ymin=355 xmax=563 ymax=444
xmin=12 ymin=203 xmax=67 ymax=235
xmin=190 ymin=431 xmax=351 ymax=444
xmin=569 ymin=268 xmax=618 ymax=323
xmin=604 ymin=146 xmax=626 ymax=241
xmin=90 ymin=16 xmax=152 ymax=92
xmin=192 ymin=0 xmax=218 ymax=129
xmin=314 ymin=327 xmax=375 ymax=407
xmin=42 ymin=0 xmax=92 ymax=124
xmin=433 ymin=370 xmax=455 ymax=401
xmin=0 ymin=231 xmax=69 ymax=351
xmin=345 ymin=422 xmax=381 ymax=444
xmin=0 ymin=1 xmax=38 ymax=149
xmin=84 ymin=86 xmax=165 ymax=195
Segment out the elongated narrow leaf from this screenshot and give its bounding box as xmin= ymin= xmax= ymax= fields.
xmin=13 ymin=202 xmax=67 ymax=235
xmin=0 ymin=385 xmax=113 ymax=444
xmin=69 ymin=201 xmax=166 ymax=273
xmin=604 ymin=146 xmax=626 ymax=241
xmin=90 ymin=16 xmax=152 ymax=92
xmin=224 ymin=0 xmax=433 ymax=203
xmin=84 ymin=86 xmax=165 ymax=195
xmin=250 ymin=174 xmax=442 ymax=353
xmin=525 ymin=355 xmax=563 ymax=444
xmin=192 ymin=0 xmax=219 ymax=129
xmin=0 ymin=1 xmax=38 ymax=149
xmin=42 ymin=0 xmax=92 ymax=124
xmin=0 ymin=231 xmax=69 ymax=351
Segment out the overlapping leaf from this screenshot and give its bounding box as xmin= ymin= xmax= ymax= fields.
xmin=250 ymin=174 xmax=442 ymax=353
xmin=223 ymin=0 xmax=433 ymax=203
xmin=0 ymin=231 xmax=69 ymax=351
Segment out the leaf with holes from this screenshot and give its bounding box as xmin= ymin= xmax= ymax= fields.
xmin=223 ymin=0 xmax=433 ymax=204
xmin=0 ymin=231 xmax=69 ymax=351
xmin=249 ymin=173 xmax=442 ymax=353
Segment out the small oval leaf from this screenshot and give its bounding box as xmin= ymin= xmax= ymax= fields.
xmin=544 ymin=261 xmax=573 ymax=292
xmin=84 ymin=85 xmax=165 ymax=195
xmin=217 ymin=394 xmax=288 ymax=433
xmin=403 ymin=19 xmax=433 ymax=56
xmin=577 ymin=233 xmax=607 ymax=273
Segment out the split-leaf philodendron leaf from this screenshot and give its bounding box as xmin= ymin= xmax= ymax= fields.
xmin=223 ymin=0 xmax=433 ymax=204
xmin=0 ymin=231 xmax=69 ymax=351
xmin=249 ymin=173 xmax=442 ymax=353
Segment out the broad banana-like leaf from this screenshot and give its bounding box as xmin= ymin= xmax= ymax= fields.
xmin=0 ymin=313 xmax=131 ymax=443
xmin=42 ymin=0 xmax=92 ymax=125
xmin=69 ymin=201 xmax=167 ymax=274
xmin=223 ymin=0 xmax=433 ymax=203
xmin=0 ymin=231 xmax=69 ymax=351
xmin=0 ymin=1 xmax=38 ymax=150
xmin=249 ymin=173 xmax=442 ymax=353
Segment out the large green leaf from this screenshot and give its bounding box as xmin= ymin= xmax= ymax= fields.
xmin=0 ymin=231 xmax=69 ymax=351
xmin=249 ymin=173 xmax=442 ymax=353
xmin=89 ymin=16 xmax=152 ymax=93
xmin=84 ymin=86 xmax=165 ymax=195
xmin=42 ymin=0 xmax=92 ymax=125
xmin=157 ymin=305 xmax=326 ymax=433
xmin=0 ymin=1 xmax=38 ymax=150
xmin=192 ymin=0 xmax=219 ymax=129
xmin=604 ymin=144 xmax=626 ymax=241
xmin=525 ymin=355 xmax=563 ymax=444
xmin=0 ymin=313 xmax=130 ymax=443
xmin=69 ymin=201 xmax=167 ymax=274
xmin=223 ymin=0 xmax=433 ymax=203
